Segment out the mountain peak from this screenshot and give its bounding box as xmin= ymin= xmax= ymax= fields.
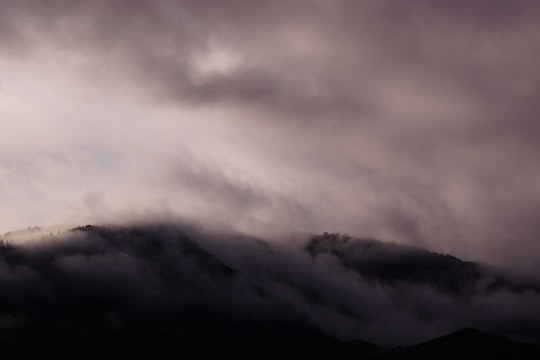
xmin=395 ymin=327 xmax=540 ymax=360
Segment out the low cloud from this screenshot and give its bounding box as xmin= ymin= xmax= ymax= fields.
xmin=0 ymin=0 xmax=540 ymax=275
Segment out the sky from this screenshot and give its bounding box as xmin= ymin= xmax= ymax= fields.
xmin=1 ymin=0 xmax=540 ymax=274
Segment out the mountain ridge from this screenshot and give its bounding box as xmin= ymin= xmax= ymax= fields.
xmin=0 ymin=223 xmax=539 ymax=358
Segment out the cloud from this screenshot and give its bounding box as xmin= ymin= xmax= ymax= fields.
xmin=0 ymin=0 xmax=540 ymax=275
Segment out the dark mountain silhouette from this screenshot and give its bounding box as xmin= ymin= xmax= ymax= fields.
xmin=0 ymin=224 xmax=379 ymax=359
xmin=0 ymin=224 xmax=538 ymax=358
xmin=385 ymin=327 xmax=540 ymax=360
xmin=306 ymin=232 xmax=540 ymax=295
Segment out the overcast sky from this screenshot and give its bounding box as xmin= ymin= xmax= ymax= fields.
xmin=1 ymin=0 xmax=540 ymax=273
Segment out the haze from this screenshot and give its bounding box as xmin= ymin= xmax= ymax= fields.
xmin=1 ymin=0 xmax=540 ymax=274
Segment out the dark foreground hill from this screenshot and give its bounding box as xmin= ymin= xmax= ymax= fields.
xmin=0 ymin=224 xmax=538 ymax=358
xmin=385 ymin=328 xmax=540 ymax=360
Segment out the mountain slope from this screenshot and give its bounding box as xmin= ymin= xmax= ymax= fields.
xmin=0 ymin=224 xmax=377 ymax=359
xmin=306 ymin=232 xmax=540 ymax=295
xmin=386 ymin=327 xmax=540 ymax=360
xmin=0 ymin=223 xmax=539 ymax=358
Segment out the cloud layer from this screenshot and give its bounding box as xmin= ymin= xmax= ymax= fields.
xmin=1 ymin=1 xmax=540 ymax=273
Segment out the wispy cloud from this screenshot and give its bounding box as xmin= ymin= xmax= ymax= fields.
xmin=1 ymin=0 xmax=540 ymax=274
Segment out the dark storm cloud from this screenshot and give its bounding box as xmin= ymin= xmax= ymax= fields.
xmin=0 ymin=0 xmax=371 ymax=117
xmin=2 ymin=0 xmax=540 ymax=273
xmin=3 ymin=0 xmax=540 ymax=117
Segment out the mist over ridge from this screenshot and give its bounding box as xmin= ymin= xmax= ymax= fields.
xmin=0 ymin=220 xmax=539 ymax=354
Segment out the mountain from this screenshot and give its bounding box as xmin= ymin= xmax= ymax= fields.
xmin=385 ymin=327 xmax=540 ymax=360
xmin=0 ymin=223 xmax=539 ymax=358
xmin=306 ymin=232 xmax=540 ymax=295
xmin=0 ymin=224 xmax=378 ymax=359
